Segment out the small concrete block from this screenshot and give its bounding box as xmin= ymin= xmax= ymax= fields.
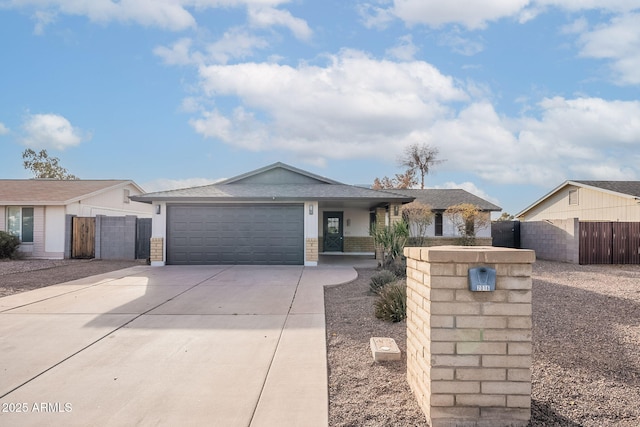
xmin=370 ymin=337 xmax=401 ymax=362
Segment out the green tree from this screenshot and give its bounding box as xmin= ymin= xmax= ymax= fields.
xmin=398 ymin=143 xmax=444 ymax=189
xmin=22 ymin=149 xmax=78 ymax=180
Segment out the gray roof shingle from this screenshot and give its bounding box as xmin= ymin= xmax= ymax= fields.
xmin=391 ymin=189 xmax=501 ymax=211
xmin=133 ymin=183 xmax=413 ymax=203
xmin=572 ymin=181 xmax=640 ymax=198
xmin=0 ymin=180 xmax=137 ymax=205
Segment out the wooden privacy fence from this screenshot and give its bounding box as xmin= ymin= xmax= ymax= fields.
xmin=579 ymin=221 xmax=640 ymax=265
xmin=72 ymin=217 xmax=96 ymax=259
xmin=70 ymin=216 xmax=151 ymax=260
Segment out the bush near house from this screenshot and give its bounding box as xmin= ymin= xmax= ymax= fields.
xmin=0 ymin=231 xmax=21 ymax=259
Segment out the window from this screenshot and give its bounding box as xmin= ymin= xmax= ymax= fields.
xmin=569 ymin=189 xmax=579 ymax=205
xmin=435 ymin=213 xmax=443 ymax=236
xmin=7 ymin=207 xmax=34 ymax=243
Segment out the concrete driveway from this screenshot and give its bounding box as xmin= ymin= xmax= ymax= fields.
xmin=0 ymin=265 xmax=357 ymax=427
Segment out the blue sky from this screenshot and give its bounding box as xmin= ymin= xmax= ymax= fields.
xmin=1 ymin=1 xmax=640 ymax=215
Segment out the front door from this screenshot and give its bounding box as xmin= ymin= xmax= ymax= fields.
xmin=323 ymin=212 xmax=343 ymax=252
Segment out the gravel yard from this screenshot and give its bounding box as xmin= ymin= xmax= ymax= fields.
xmin=2 ymin=258 xmax=639 ymax=426
xmin=325 ymin=261 xmax=640 ymax=427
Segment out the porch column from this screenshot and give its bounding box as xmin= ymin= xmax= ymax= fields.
xmin=374 ymin=207 xmax=386 ymax=262
xmin=304 ymin=201 xmax=319 ymax=266
xmin=389 ymin=202 xmax=403 ymax=225
xmin=150 ymin=202 xmax=166 ymax=266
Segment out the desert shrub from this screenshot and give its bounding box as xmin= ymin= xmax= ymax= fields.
xmin=0 ymin=231 xmax=21 ymax=259
xmin=374 ymin=280 xmax=407 ymax=322
xmin=386 ymin=258 xmax=407 ymax=278
xmin=370 ymin=220 xmax=409 ymax=268
xmin=369 ymin=270 xmax=396 ymax=294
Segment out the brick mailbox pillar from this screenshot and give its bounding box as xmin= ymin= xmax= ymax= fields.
xmin=404 ymin=246 xmax=535 ymax=427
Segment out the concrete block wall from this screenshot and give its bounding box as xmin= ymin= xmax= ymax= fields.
xmin=521 ymin=218 xmax=578 ymax=263
xmin=95 ymin=215 xmax=137 ymax=260
xmin=404 ymin=246 xmax=535 ymax=427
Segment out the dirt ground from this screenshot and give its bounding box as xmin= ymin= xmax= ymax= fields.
xmin=2 ymin=259 xmax=639 ymax=426
xmin=325 ymin=261 xmax=640 ymax=427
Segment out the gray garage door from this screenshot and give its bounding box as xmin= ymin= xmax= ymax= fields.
xmin=167 ymin=204 xmax=304 ymax=265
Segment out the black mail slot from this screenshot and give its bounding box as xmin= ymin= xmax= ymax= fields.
xmin=468 ymin=266 xmax=496 ymax=292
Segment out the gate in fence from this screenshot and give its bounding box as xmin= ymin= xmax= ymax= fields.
xmin=579 ymin=221 xmax=640 ymax=264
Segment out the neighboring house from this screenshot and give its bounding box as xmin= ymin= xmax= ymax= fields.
xmin=0 ymin=180 xmax=152 ymax=259
xmin=516 ymin=181 xmax=640 ymax=264
xmin=393 ymin=189 xmax=501 ymax=240
xmin=133 ymin=162 xmax=414 ymax=266
xmin=516 ymin=180 xmax=640 ymax=221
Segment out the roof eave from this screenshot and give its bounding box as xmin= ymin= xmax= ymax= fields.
xmin=131 ymin=195 xmax=414 ymax=203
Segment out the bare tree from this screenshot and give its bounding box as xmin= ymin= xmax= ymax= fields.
xmin=401 ymin=201 xmax=434 ymax=247
xmin=23 ymin=149 xmax=78 ymax=180
xmin=445 ymin=203 xmax=491 ymax=246
xmin=372 ymin=169 xmax=417 ymax=189
xmin=398 ymin=143 xmax=444 ymax=189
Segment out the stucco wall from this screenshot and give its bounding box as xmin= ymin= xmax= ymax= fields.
xmin=412 ymin=212 xmax=492 ymax=238
xmin=522 ymin=185 xmax=640 ymax=222
xmin=66 ymin=184 xmax=152 ymax=217
xmin=45 ymin=206 xmax=66 ymax=254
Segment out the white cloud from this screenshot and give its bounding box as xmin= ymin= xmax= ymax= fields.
xmin=358 ymin=3 xmax=396 ymax=29
xmin=386 ymin=34 xmax=418 ymax=61
xmin=561 ymin=17 xmax=589 ymax=35
xmin=576 ymin=12 xmax=640 ymax=85
xmin=438 ymin=30 xmax=484 ymax=56
xmin=372 ymin=0 xmax=640 ymax=30
xmin=5 ymin=0 xmax=302 ymax=33
xmin=206 ymin=28 xmax=270 ymax=64
xmin=437 ymin=181 xmax=500 ymax=205
xmin=154 ymin=38 xmax=200 ymax=66
xmin=430 ymin=97 xmax=640 ymax=186
xmin=21 ymin=113 xmax=90 ymax=150
xmin=12 ymin=0 xmax=197 ymax=32
xmin=192 ymin=49 xmax=468 ymax=158
xmin=0 ymin=122 xmax=9 ymax=135
xmin=248 ymin=5 xmax=312 ymax=40
xmin=32 ymin=9 xmax=56 ymax=35
xmin=386 ymin=0 xmax=530 ymax=30
xmin=533 ymin=0 xmax=639 ymax=13
xmin=154 ymin=29 xmax=269 ymax=67
xmin=186 ymin=47 xmax=640 ymax=187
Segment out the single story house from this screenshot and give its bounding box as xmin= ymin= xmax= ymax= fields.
xmin=516 ymin=181 xmax=640 ymax=264
xmin=133 ymin=162 xmax=501 ymax=266
xmin=516 ymin=180 xmax=640 ymax=221
xmin=1 ymin=180 xmax=152 ymax=259
xmin=393 ymin=189 xmax=501 ymax=241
